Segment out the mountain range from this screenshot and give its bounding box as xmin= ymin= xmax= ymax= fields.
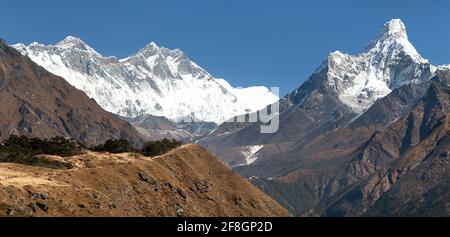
xmin=198 ymin=19 xmax=450 ymax=216
xmin=13 ymin=38 xmax=278 ymax=124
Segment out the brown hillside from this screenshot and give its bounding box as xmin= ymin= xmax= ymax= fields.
xmin=0 ymin=144 xmax=291 ymax=217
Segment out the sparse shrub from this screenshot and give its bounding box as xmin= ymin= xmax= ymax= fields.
xmin=91 ymin=139 xmax=135 ymax=154
xmin=90 ymin=138 xmax=181 ymax=157
xmin=140 ymin=138 xmax=182 ymax=157
xmin=0 ymin=135 xmax=184 ymax=168
xmin=0 ymin=135 xmax=83 ymax=169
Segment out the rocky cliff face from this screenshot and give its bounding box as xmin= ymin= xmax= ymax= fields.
xmin=323 ymin=84 xmax=450 ymax=216
xmin=0 ymin=39 xmax=143 ymax=146
xmin=244 ymin=72 xmax=449 ymax=216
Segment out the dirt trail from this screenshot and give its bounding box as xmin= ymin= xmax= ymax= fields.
xmin=0 ymin=165 xmax=63 ymax=187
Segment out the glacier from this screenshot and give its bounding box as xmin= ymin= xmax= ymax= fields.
xmin=241 ymin=145 xmax=264 ymax=165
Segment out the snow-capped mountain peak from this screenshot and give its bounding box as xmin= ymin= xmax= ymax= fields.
xmin=315 ymin=19 xmax=434 ymax=112
xmin=55 ymin=36 xmax=100 ymax=55
xmin=134 ymin=41 xmax=162 ymax=57
xmin=56 ymin=36 xmax=86 ymax=47
xmin=366 ymin=19 xmax=426 ymax=64
xmin=375 ymin=19 xmax=407 ymax=41
xmin=12 ymin=38 xmax=279 ymax=123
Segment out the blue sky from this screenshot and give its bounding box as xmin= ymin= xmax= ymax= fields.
xmin=2 ymin=0 xmax=449 ymax=96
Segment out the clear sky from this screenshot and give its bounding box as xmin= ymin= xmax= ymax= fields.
xmin=1 ymin=0 xmax=449 ymax=96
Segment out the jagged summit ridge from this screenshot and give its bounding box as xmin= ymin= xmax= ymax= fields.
xmin=12 ymin=37 xmax=278 ymax=123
